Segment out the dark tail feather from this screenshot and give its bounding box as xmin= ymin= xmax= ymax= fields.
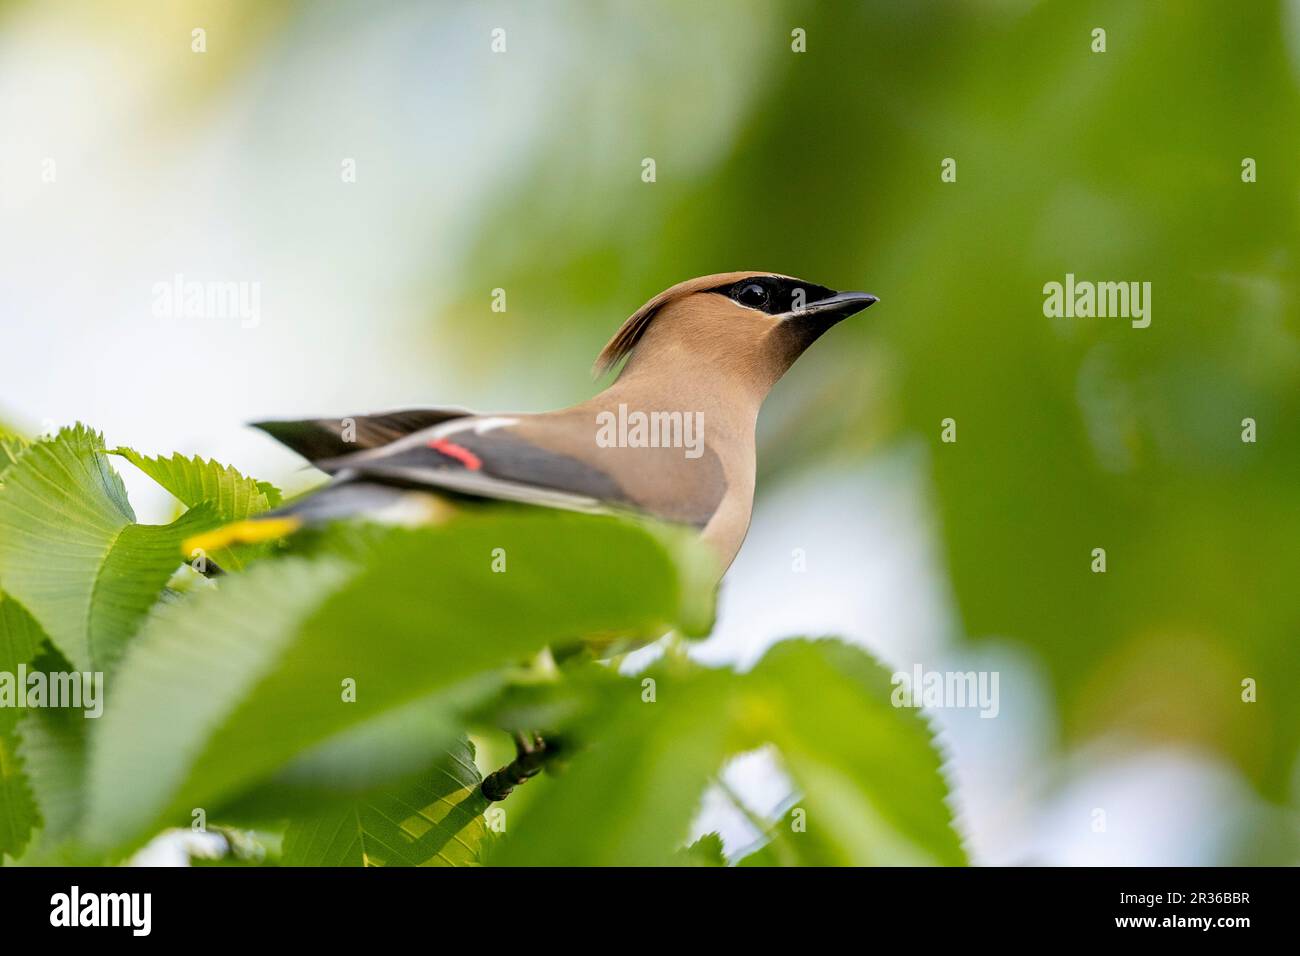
xmin=251 ymin=408 xmax=472 ymax=463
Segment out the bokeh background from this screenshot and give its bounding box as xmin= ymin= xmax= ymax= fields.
xmin=3 ymin=0 xmax=1299 ymax=864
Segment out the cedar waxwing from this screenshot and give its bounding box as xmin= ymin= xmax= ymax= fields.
xmin=185 ymin=272 xmax=876 ymax=799
xmin=185 ymin=272 xmax=878 ymax=575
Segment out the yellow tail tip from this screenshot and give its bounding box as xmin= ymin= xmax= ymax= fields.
xmin=182 ymin=516 xmax=303 ymax=556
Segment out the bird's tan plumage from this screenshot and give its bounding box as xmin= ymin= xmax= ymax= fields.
xmin=209 ymin=272 xmax=877 ymax=575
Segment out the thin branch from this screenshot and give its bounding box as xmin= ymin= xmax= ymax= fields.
xmin=480 ymin=732 xmax=553 ymax=802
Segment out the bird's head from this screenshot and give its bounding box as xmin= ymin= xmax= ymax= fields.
xmin=595 ymin=272 xmax=878 ymax=396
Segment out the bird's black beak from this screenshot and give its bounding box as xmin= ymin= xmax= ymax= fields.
xmin=769 ymin=287 xmax=879 ymax=363
xmin=792 ymin=290 xmax=879 ymax=322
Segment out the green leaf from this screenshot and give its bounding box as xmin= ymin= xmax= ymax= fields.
xmin=0 ymin=597 xmax=47 ymax=861
xmin=0 ymin=435 xmax=28 ymax=477
xmin=0 ymin=725 xmax=38 ymax=862
xmin=16 ymin=704 xmax=87 ymax=851
xmin=85 ymin=510 xmax=714 ymax=855
xmin=493 ymin=639 xmax=965 ymax=866
xmin=640 ymin=523 xmax=718 ymax=638
xmin=678 ymin=831 xmax=726 ymax=866
xmin=490 ymin=665 xmax=742 ymax=866
xmin=6 ymin=644 xmax=92 ymax=865
xmin=110 ymin=447 xmax=282 ymax=512
xmin=734 ymin=841 xmax=783 ymax=867
xmin=281 ymin=739 xmax=489 ymax=866
xmin=218 ymin=686 xmax=492 ymax=824
xmin=84 ymin=556 xmax=352 ymax=854
xmin=109 ymin=448 xmax=281 ymax=572
xmin=744 ymin=640 xmax=966 ymax=866
xmin=0 ymin=425 xmax=215 ymax=673
xmin=0 ymin=597 xmax=44 ymax=697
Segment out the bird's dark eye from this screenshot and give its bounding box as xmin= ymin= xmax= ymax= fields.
xmin=735 ymin=282 xmax=769 ymax=309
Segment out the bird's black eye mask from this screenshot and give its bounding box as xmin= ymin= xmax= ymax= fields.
xmin=710 ymin=276 xmax=837 ymax=315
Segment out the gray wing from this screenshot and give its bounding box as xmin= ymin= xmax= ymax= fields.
xmin=272 ymin=419 xmax=635 ymax=524
xmin=312 ymin=421 xmax=633 ymax=514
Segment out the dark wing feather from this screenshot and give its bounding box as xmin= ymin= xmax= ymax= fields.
xmin=251 ymin=408 xmax=473 ymax=463
xmin=314 ymin=425 xmax=632 ymax=514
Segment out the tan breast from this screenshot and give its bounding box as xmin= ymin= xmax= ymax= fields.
xmin=512 ymin=402 xmax=758 ymax=574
